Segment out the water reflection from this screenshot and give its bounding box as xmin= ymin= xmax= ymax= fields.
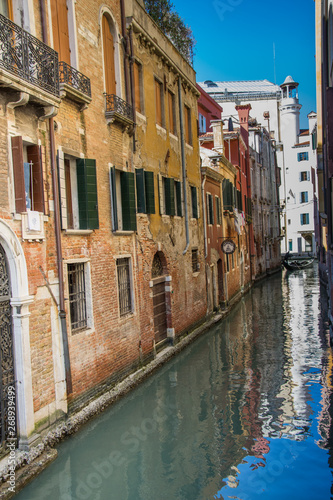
xmin=16 ymin=265 xmax=333 ymax=500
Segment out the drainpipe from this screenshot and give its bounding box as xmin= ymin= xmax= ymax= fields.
xmin=128 ymin=25 xmax=136 ymax=153
xmin=49 ymin=119 xmax=72 ymax=394
xmin=178 ymin=76 xmax=189 ymax=254
xmin=40 ymin=2 xmax=72 ymax=394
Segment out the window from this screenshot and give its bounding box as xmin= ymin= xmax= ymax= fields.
xmin=102 ymin=14 xmax=117 ymax=95
xmin=135 ymin=169 xmax=155 ymax=214
xmin=192 ymin=249 xmax=199 ymax=272
xmin=199 ymin=113 xmax=206 ymax=134
xmin=190 ymin=186 xmax=198 ymax=219
xmin=207 ymin=193 xmax=214 ymax=225
xmin=58 ymin=153 xmax=99 ymax=230
xmin=174 ymin=180 xmax=182 ymax=216
xmin=168 ymin=91 xmax=176 ymax=135
xmin=155 ymin=78 xmax=164 ymax=127
xmin=110 ymin=167 xmax=136 ymax=231
xmin=300 ymin=171 xmax=310 ymax=181
xmin=288 ymin=219 xmax=291 ymax=225
xmin=68 ymin=262 xmax=87 ymax=332
xmin=300 ymin=213 xmax=310 ymax=225
xmin=0 ymin=0 xmax=12 ymax=18
xmin=11 ymin=136 xmax=44 ymax=213
xmin=216 ymin=196 xmax=222 ymax=225
xmin=117 ymin=258 xmax=133 ymax=316
xmin=288 ymin=240 xmax=293 ymax=251
xmin=133 ymin=61 xmax=143 ymax=113
xmin=300 ymin=191 xmax=308 ymax=203
xmin=297 ymin=152 xmax=308 ymax=162
xmin=184 ymin=105 xmax=192 ymax=145
xmin=222 ymin=179 xmax=234 ymax=212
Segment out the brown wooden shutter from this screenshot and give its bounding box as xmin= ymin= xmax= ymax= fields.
xmin=155 ymin=79 xmax=162 ymax=126
xmin=168 ymin=91 xmax=174 ymax=134
xmin=133 ymin=62 xmax=141 ymax=113
xmin=27 ymin=145 xmax=44 ymax=213
xmin=11 ymin=136 xmax=26 ymax=213
xmin=102 ymin=15 xmax=116 ymax=95
xmin=51 ymin=0 xmax=70 ymax=64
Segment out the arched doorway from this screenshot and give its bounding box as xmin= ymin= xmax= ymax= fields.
xmin=0 ymin=243 xmax=15 ymax=456
xmin=151 ymin=252 xmax=168 ymax=343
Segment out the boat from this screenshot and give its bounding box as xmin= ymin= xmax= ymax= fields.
xmin=282 ymin=256 xmax=314 ymax=271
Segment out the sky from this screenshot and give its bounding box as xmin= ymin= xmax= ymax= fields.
xmin=172 ymin=0 xmax=316 ymax=129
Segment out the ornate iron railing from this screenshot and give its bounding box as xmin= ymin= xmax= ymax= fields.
xmin=0 ymin=14 xmax=59 ymax=96
xmin=105 ymin=94 xmax=133 ymax=122
xmin=59 ymin=61 xmax=91 ymax=98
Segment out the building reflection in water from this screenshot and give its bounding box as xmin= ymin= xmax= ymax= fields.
xmin=15 ymin=265 xmax=333 ymax=500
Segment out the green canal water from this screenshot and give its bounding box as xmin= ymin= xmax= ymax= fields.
xmin=16 ymin=265 xmax=333 ymax=499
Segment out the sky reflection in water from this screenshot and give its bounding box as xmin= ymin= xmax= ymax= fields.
xmin=16 ymin=266 xmax=333 ymax=500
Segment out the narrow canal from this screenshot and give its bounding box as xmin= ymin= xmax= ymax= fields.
xmin=16 ymin=265 xmax=333 ymax=500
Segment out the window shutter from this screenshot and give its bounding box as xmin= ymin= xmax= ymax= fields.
xmin=77 ymin=159 xmax=99 ymax=230
xmin=27 ymin=145 xmax=44 ymax=213
xmin=144 ymin=171 xmax=155 ymax=214
xmin=135 ymin=168 xmax=146 ymax=214
xmin=222 ymin=179 xmax=227 ymax=208
xmin=109 ymin=166 xmax=118 ymax=231
xmin=192 ymin=186 xmax=198 ymax=219
xmin=175 ymin=180 xmax=182 ymax=216
xmin=164 ymin=177 xmax=175 ymax=216
xmin=57 ymin=150 xmax=68 ymax=229
xmin=11 ymin=136 xmax=26 ymax=213
xmin=133 ymin=62 xmax=141 ymax=113
xmin=155 ymin=80 xmax=162 ymax=126
xmin=121 ymin=171 xmax=137 ymax=231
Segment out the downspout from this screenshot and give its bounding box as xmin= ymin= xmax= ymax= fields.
xmin=178 ymin=76 xmax=189 ymax=254
xmin=128 ymin=25 xmax=136 ymax=153
xmin=40 ymin=2 xmax=72 ymax=394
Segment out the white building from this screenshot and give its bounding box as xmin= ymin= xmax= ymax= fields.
xmin=199 ymin=77 xmax=318 ymax=256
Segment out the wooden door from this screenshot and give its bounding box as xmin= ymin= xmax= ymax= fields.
xmin=152 ymin=277 xmax=167 ymax=343
xmin=102 ymin=14 xmax=116 ymax=95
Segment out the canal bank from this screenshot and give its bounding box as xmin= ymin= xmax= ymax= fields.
xmin=0 ymin=267 xmax=274 ymax=499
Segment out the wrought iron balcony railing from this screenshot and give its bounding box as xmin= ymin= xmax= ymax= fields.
xmin=0 ymin=14 xmax=59 ymax=96
xmin=59 ymin=61 xmax=91 ymax=98
xmin=105 ymin=94 xmax=133 ymax=124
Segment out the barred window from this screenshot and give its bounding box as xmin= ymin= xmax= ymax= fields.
xmin=117 ymin=258 xmax=132 ymax=316
xmin=68 ymin=263 xmax=87 ymax=332
xmin=192 ymin=249 xmax=199 ymax=273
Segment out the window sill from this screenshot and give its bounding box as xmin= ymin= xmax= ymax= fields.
xmin=169 ymin=132 xmax=178 ymax=141
xmin=71 ymin=327 xmax=95 ymax=336
xmin=112 ymin=230 xmax=135 ymax=236
xmin=64 ymin=229 xmax=93 ymax=236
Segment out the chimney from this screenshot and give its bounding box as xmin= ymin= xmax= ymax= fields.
xmin=211 ymin=120 xmax=224 ymax=155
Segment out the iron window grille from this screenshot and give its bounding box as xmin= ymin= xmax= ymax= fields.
xmin=192 ymin=249 xmax=199 ymax=273
xmin=68 ymin=263 xmax=87 ymax=332
xmin=117 ymin=258 xmax=132 ymax=316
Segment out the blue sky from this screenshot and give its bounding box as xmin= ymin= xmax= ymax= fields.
xmin=172 ymin=0 xmax=316 ymax=128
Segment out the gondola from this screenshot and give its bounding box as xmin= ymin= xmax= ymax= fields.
xmin=282 ymin=257 xmax=314 ymax=271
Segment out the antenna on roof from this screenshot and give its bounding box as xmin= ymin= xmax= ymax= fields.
xmin=273 ymin=43 xmax=276 ymax=84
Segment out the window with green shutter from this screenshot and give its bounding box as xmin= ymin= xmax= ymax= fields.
xmin=164 ymin=177 xmax=175 ymax=216
xmin=191 ymin=186 xmax=198 ymax=219
xmin=76 ymin=159 xmax=99 ymax=230
xmin=175 ymin=180 xmax=182 ymax=216
xmin=109 ymin=167 xmax=137 ymax=232
xmin=145 ymin=170 xmax=155 ymax=214
xmin=135 ymin=168 xmax=146 ymax=214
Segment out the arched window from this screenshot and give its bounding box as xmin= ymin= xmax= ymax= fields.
xmin=102 ymin=13 xmax=117 ymax=95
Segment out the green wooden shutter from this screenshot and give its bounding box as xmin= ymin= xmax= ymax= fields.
xmin=109 ymin=166 xmax=118 ymax=231
xmin=192 ymin=186 xmax=198 ymax=219
xmin=121 ymin=171 xmax=137 ymax=231
xmin=175 ymin=181 xmax=182 ymax=216
xmin=77 ymin=159 xmax=99 ymax=230
xmin=144 ymin=171 xmax=155 ymax=214
xmin=164 ymin=177 xmax=175 ymax=216
xmin=222 ymin=179 xmax=227 ymax=209
xmin=135 ymin=168 xmax=146 ymax=214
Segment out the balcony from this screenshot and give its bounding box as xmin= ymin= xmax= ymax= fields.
xmin=0 ymin=14 xmax=60 ymax=109
xmin=59 ymin=61 xmax=92 ymax=108
xmin=105 ymin=94 xmax=134 ymax=132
